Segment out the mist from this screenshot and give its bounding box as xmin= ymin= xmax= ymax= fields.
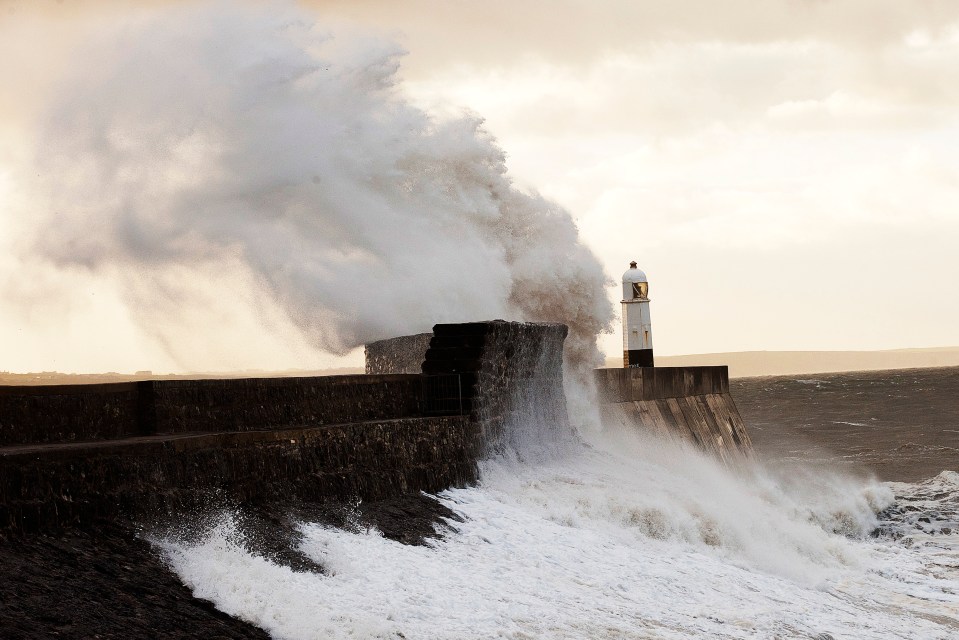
xmin=1 ymin=2 xmax=612 ymax=373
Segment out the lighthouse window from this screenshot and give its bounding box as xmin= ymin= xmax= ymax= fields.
xmin=632 ymin=282 xmax=648 ymax=299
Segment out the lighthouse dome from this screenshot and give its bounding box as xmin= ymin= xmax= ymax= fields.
xmin=622 ymin=261 xmax=649 ymax=300
xmin=622 ymin=261 xmax=647 ymax=283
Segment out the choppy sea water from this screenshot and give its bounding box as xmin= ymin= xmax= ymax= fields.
xmin=156 ymin=369 xmax=959 ymax=639
xmin=733 ymin=366 xmax=959 ymax=482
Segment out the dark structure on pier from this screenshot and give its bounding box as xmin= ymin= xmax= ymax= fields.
xmin=594 ymin=366 xmax=752 ymax=464
xmin=0 ymin=319 xmax=749 ymax=538
xmin=0 ymin=321 xmax=568 ymax=536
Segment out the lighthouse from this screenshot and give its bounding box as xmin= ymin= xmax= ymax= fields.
xmin=622 ymin=261 xmax=653 ymax=367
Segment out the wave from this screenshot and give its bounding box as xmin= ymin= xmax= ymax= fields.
xmin=155 ymin=435 xmax=958 ymax=639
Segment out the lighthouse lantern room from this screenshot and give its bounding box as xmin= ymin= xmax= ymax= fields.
xmin=622 ymin=261 xmax=654 ymax=367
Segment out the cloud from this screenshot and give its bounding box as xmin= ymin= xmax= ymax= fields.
xmin=1 ymin=2 xmax=613 ymax=373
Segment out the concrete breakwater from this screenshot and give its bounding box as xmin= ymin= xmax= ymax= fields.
xmin=370 ymin=331 xmax=752 ymax=462
xmin=0 ymin=375 xmax=436 ymax=446
xmin=369 ymin=322 xmax=572 ymax=456
xmin=0 ymin=321 xmax=568 ymax=536
xmin=595 ymin=366 xmax=752 ymax=463
xmin=1 ymin=320 xmax=749 ymax=537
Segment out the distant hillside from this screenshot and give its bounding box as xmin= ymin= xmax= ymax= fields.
xmin=605 ymin=347 xmax=959 ymax=378
xmin=0 ymin=368 xmax=366 ymax=386
xmin=8 ymin=348 xmax=959 ymax=385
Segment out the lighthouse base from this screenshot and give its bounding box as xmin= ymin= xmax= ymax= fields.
xmin=595 ymin=365 xmax=752 ymax=464
xmin=623 ymin=349 xmax=654 ymax=367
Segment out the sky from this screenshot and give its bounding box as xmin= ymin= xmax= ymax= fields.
xmin=1 ymin=0 xmax=958 ymax=372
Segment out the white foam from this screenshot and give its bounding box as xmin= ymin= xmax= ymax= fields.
xmin=156 ymin=435 xmax=958 ymax=639
xmin=3 ymin=1 xmax=613 ymax=374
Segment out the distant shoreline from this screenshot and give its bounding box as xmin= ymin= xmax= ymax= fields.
xmin=4 ymin=347 xmax=959 ymax=385
xmin=0 ymin=368 xmax=367 ymax=386
xmin=611 ymin=347 xmax=959 ymax=378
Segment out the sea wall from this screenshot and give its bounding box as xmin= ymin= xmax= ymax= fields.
xmin=0 ymin=416 xmax=472 ymax=535
xmin=365 ymin=331 xmax=751 ymax=461
xmin=0 ymin=383 xmax=143 ymax=446
xmin=0 ymin=375 xmax=443 ymax=446
xmin=595 ymin=366 xmax=752 ymax=463
xmin=150 ymin=375 xmax=435 ymax=434
xmin=0 ymin=371 xmax=471 ymax=535
xmin=0 ymin=323 xmax=749 ymax=537
xmin=366 ymin=322 xmax=571 ymax=456
xmin=421 ymin=321 xmax=570 ymax=456
xmin=365 ymin=333 xmax=433 ymax=375
xmin=0 ymin=320 xmax=568 ymax=535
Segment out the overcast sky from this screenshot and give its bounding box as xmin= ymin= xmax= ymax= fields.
xmin=2 ymin=0 xmax=958 ymax=372
xmin=322 ymin=0 xmax=959 ymax=358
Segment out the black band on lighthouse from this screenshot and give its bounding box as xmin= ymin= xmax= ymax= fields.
xmin=624 ymin=349 xmax=654 ymax=367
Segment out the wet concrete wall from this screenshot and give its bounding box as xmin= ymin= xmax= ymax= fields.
xmin=0 ymin=416 xmax=473 ymax=535
xmin=365 ymin=333 xmax=433 ymax=375
xmin=0 ymin=383 xmax=142 ymax=446
xmin=364 ymin=329 xmax=751 ymax=461
xmin=595 ymin=367 xmax=752 ymax=462
xmin=0 ymin=375 xmax=429 ymax=446
xmin=0 ymin=374 xmax=471 ymax=535
xmin=422 ymin=321 xmax=570 ymax=456
xmin=1 ymin=321 xmax=571 ymax=535
xmin=365 ymin=321 xmax=571 ymax=456
xmin=150 ymin=375 xmax=429 ymax=434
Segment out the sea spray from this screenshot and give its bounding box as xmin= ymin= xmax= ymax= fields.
xmin=153 ymin=340 xmax=955 ymax=638
xmin=151 ymin=329 xmax=957 ymax=637
xmin=3 ymin=1 xmax=613 ymax=373
xmin=157 ymin=429 xmax=957 ymax=640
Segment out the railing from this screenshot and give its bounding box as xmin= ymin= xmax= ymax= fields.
xmin=420 ymin=374 xmax=464 ymax=416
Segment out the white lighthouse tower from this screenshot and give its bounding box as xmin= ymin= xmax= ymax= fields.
xmin=622 ymin=261 xmax=654 ymax=367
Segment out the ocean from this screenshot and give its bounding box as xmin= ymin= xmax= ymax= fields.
xmin=733 ymin=366 xmax=959 ymax=483
xmin=155 ymin=368 xmax=959 ymax=639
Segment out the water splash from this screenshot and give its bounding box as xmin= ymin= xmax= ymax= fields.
xmin=5 ymin=1 xmax=612 ymax=372
xmin=157 ymin=433 xmax=959 ymax=639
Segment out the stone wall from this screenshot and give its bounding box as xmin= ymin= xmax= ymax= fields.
xmin=1 ymin=320 xmax=574 ymax=535
xmin=0 ymin=383 xmax=142 ymax=446
xmin=0 ymin=416 xmax=473 ymax=535
xmin=0 ymin=375 xmax=434 ymax=446
xmin=364 ymin=326 xmax=747 ymax=463
xmin=422 ymin=321 xmax=570 ymax=456
xmin=0 ymin=370 xmax=472 ymax=535
xmin=365 ymin=333 xmax=434 ymax=374
xmin=594 ymin=366 xmax=729 ymax=401
xmin=595 ymin=366 xmax=752 ymax=462
xmin=150 ymin=375 xmax=428 ymax=434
